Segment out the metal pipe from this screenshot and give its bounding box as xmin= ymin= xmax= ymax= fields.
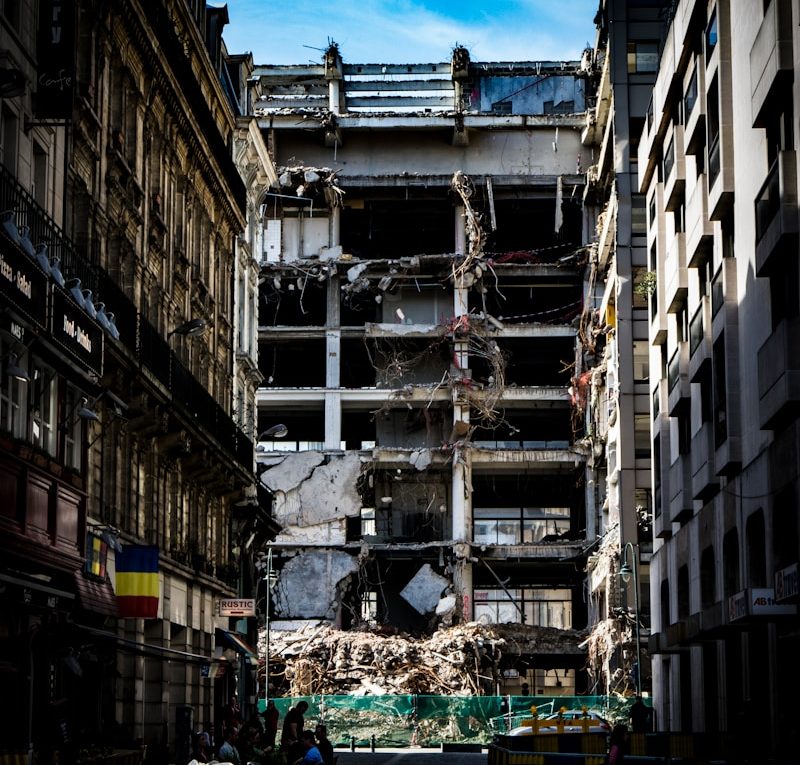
xmin=620 ymin=542 xmax=642 ymax=696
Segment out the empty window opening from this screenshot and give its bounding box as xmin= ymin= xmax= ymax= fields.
xmin=258 ymin=340 xmax=326 ymax=387
xmin=260 ymin=280 xmax=327 ymax=326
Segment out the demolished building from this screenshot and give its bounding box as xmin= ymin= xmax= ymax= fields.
xmin=249 ymin=43 xmax=600 ymax=695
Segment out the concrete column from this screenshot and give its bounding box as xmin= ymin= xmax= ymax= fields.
xmin=455 ymin=204 xmax=466 ymax=256
xmin=324 ymin=391 xmax=341 ymax=449
xmin=330 ymin=206 xmax=341 ymax=247
xmin=328 ymin=80 xmax=340 ymax=114
xmin=452 ymin=554 xmax=473 ymax=622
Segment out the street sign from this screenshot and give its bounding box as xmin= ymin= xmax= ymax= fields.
xmin=218 ymin=598 xmax=256 ymax=617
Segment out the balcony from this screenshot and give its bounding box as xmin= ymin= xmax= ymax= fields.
xmin=653 ymin=419 xmax=671 ymax=540
xmin=688 ymin=297 xmax=711 ymax=382
xmin=664 ymin=233 xmax=687 ymax=313
xmin=667 ymin=341 xmax=689 ymax=416
xmin=0 ymin=161 xmax=253 ymax=476
xmin=758 ymin=315 xmax=800 ymax=430
xmin=668 ymin=454 xmax=693 ymax=524
xmin=750 ymin=0 xmax=794 ymax=128
xmin=691 ymin=420 xmax=718 ymax=500
xmin=664 ymin=127 xmax=686 ymax=212
xmin=686 ymin=174 xmax=714 ymax=266
xmin=755 ymin=151 xmax=798 ymax=277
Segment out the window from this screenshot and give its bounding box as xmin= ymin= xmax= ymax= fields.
xmin=474 ymin=587 xmax=572 ymax=628
xmin=1 ymin=105 xmax=18 ymax=173
xmin=361 ymin=591 xmax=377 ymax=622
xmin=677 ymin=565 xmax=690 ymax=618
xmin=700 ymin=546 xmax=716 ymax=608
xmin=32 ymin=143 xmax=48 ymax=209
xmin=633 ymin=341 xmax=649 ymax=382
xmin=0 ymin=0 xmax=20 ymax=31
xmin=722 ymin=529 xmax=739 ymax=598
xmin=0 ymin=340 xmax=25 ymax=437
xmin=628 ymin=42 xmax=660 ymax=73
xmin=63 ymin=385 xmax=83 ymax=471
xmin=360 ymin=507 xmax=376 ymax=537
xmin=634 ymin=414 xmax=650 ymax=459
xmin=631 ymin=194 xmax=647 ymax=235
xmin=473 ymin=507 xmax=570 ymax=545
xmin=705 ymin=9 xmax=718 ymax=59
xmin=712 ymin=335 xmax=727 ymax=446
xmin=684 ymin=66 xmax=698 ymax=118
xmin=30 ymin=362 xmax=56 ymax=455
xmin=632 ymin=268 xmax=649 ymax=309
xmin=746 ymin=510 xmax=767 ymax=587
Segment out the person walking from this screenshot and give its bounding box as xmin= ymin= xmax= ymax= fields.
xmin=261 ymin=700 xmax=280 ymax=750
xmin=629 ymin=696 xmax=649 ymax=733
xmin=314 ymin=724 xmax=334 ymax=765
xmin=607 ymin=723 xmax=628 ymax=765
xmin=218 ymin=726 xmax=242 ymax=765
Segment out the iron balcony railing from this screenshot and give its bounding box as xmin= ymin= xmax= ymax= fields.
xmin=0 ymin=162 xmax=253 ymax=473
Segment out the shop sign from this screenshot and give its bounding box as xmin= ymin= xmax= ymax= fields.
xmin=35 ymin=0 xmax=75 ymax=119
xmin=51 ymin=286 xmax=103 ymax=376
xmin=729 ymin=587 xmax=797 ymax=622
xmin=775 ymin=563 xmax=798 ymax=603
xmin=0 ymin=242 xmax=48 ymax=328
xmin=217 ymin=598 xmax=255 ymax=617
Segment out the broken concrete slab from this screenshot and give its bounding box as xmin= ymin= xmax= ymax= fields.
xmin=409 ymin=448 xmax=433 ymax=471
xmin=273 ymin=549 xmax=359 ymax=619
xmin=260 ymin=451 xmax=325 ymax=494
xmin=400 ymin=563 xmax=449 ymax=614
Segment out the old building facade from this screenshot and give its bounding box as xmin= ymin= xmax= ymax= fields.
xmin=1 ymin=1 xmax=271 ymax=758
xmin=640 ymin=0 xmax=800 ymax=755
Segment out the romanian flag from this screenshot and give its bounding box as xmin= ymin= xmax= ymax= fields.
xmin=116 ymin=545 xmax=160 ymax=618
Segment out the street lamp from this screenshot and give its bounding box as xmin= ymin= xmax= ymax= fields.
xmin=168 ymin=317 xmax=208 ymax=338
xmin=258 ymin=424 xmax=288 ymax=440
xmin=262 ymin=548 xmax=278 ymax=703
xmin=619 ymin=541 xmax=642 ymax=697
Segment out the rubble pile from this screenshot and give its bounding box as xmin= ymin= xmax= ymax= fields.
xmin=260 ymin=622 xmax=587 ymax=697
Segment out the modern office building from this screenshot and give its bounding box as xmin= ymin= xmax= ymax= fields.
xmin=251 ymin=43 xmax=598 ymax=694
xmin=639 ymin=0 xmax=799 ymax=754
xmin=581 ymin=0 xmax=671 ymax=698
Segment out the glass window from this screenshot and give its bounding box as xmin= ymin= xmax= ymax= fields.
xmin=627 ymin=42 xmax=660 ymax=73
xmin=30 ymin=362 xmax=57 ymax=455
xmin=632 ymin=195 xmax=647 ymax=235
xmin=63 ymin=385 xmax=83 ymax=471
xmin=706 ymin=10 xmax=718 ymax=59
xmin=1 ymin=342 xmax=25 ymax=438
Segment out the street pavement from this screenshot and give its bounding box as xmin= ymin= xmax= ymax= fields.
xmin=334 ymin=749 xmax=486 ymax=764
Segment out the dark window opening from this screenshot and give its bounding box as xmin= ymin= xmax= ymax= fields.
xmin=340 ymin=339 xmax=379 ymax=388
xmin=746 ymin=510 xmax=767 ymax=587
xmin=341 ymin=410 xmax=377 ymax=450
xmin=723 ymin=528 xmax=739 ymax=599
xmin=260 ymin=282 xmax=327 ymax=326
xmin=773 ymin=487 xmax=799 ymax=571
xmin=712 ymin=335 xmax=727 ymax=446
xmin=677 ymin=564 xmax=690 ymax=618
xmin=660 ymin=579 xmax=670 ymax=628
xmin=472 ymin=407 xmax=573 ymax=449
xmin=471 ymin=337 xmax=573 ymax=387
xmin=258 ymin=340 xmax=326 ymax=387
xmin=467 ymin=278 xmax=582 ymax=325
xmin=342 ymin=198 xmax=454 ymax=259
xmin=700 ymin=545 xmax=716 ymax=608
xmin=486 ymin=198 xmax=583 ymax=253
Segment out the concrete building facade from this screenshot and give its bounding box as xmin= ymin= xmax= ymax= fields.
xmin=639 ymin=0 xmax=800 ymax=755
xmin=251 ymin=44 xmax=598 ymax=694
xmin=581 ymin=0 xmax=671 ymax=699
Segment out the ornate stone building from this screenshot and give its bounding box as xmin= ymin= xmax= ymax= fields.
xmin=1 ymin=1 xmax=273 ymax=758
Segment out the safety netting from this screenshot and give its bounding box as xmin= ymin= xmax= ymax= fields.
xmin=258 ymin=695 xmax=647 ymax=747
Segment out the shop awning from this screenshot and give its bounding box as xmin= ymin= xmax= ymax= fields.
xmin=216 ymin=628 xmax=259 ymax=664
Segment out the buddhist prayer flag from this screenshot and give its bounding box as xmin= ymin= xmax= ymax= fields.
xmin=116 ymin=545 xmax=160 ymax=618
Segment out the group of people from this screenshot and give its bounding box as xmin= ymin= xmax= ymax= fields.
xmin=205 ymin=697 xmax=334 ymax=765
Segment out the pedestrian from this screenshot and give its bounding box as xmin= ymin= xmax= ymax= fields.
xmin=194 ymin=728 xmax=213 ymax=762
xmin=218 ymin=725 xmax=242 ymax=765
xmin=293 ymin=730 xmax=323 ymax=765
xmin=261 ymin=700 xmax=280 ymax=750
xmin=606 ymin=723 xmax=628 ymax=765
xmin=314 ymin=724 xmax=334 ymax=765
xmin=629 ymin=696 xmax=649 ymax=733
xmin=281 ymin=700 xmax=309 ymax=751
xmin=520 ymin=682 xmax=530 ymax=696
xmin=223 ymin=694 xmax=244 ymax=738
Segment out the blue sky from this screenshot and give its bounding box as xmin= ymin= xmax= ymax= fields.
xmin=223 ymin=1 xmax=599 ymax=65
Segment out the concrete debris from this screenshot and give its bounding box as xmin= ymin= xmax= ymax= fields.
xmin=260 ymin=622 xmax=587 ymax=697
xmin=273 ymin=550 xmax=359 ymax=620
xmin=400 ymin=563 xmax=450 ymax=614
xmin=346 ymin=263 xmax=369 ymax=283
xmin=435 ymin=595 xmax=457 ymax=616
xmin=408 ymin=448 xmax=433 ymax=471
xmin=260 ymin=453 xmax=363 ymax=545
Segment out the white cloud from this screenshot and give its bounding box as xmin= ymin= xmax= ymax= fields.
xmin=225 ymin=0 xmax=596 ymax=64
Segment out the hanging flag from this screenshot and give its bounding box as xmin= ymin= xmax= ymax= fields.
xmin=116 ymin=545 xmax=160 ymax=618
xmin=85 ymin=531 xmax=108 ymax=579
